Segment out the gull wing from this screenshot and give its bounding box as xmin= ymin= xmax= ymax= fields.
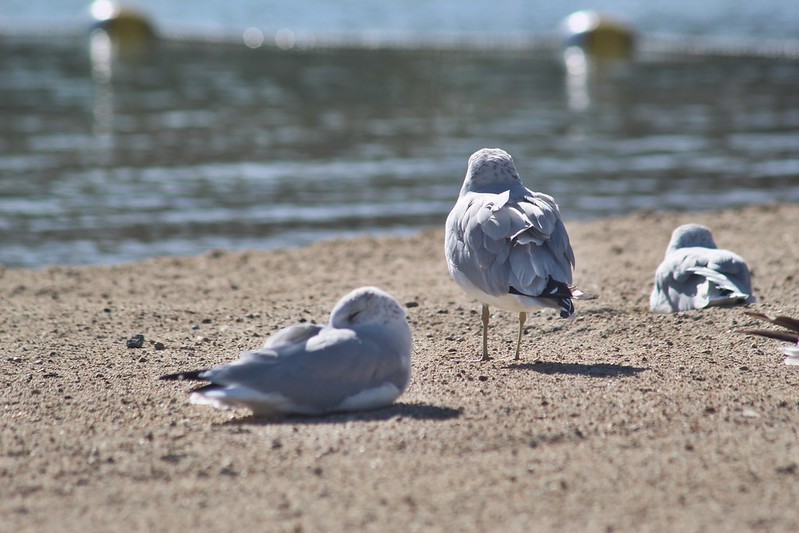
xmin=651 ymin=248 xmax=753 ymax=312
xmin=446 ymin=187 xmax=575 ymax=298
xmin=199 ymin=325 xmax=408 ymax=411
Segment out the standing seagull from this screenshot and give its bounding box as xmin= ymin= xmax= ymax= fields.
xmin=445 ymin=148 xmax=585 ymax=361
xmin=650 ymin=224 xmax=754 ymax=313
xmin=159 ymin=286 xmax=413 ymax=417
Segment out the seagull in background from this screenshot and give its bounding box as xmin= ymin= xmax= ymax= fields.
xmin=650 ymin=223 xmax=754 ymax=313
xmin=159 ymin=286 xmax=413 ymax=416
xmin=444 ymin=148 xmax=591 ymax=361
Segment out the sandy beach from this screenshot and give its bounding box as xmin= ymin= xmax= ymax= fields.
xmin=2 ymin=203 xmax=798 ymax=532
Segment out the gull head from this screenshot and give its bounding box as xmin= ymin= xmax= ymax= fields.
xmin=461 ymin=148 xmax=522 ymax=195
xmin=329 ymin=286 xmax=409 ymax=330
xmin=666 ymin=223 xmax=718 ymax=254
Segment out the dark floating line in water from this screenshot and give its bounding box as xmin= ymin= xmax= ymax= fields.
xmin=2 ymin=22 xmax=799 ymax=58
xmin=116 ymin=27 xmax=799 ymax=60
xmin=640 ymin=33 xmax=799 ymax=60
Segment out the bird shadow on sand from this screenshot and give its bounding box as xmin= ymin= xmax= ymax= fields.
xmin=220 ymin=402 xmax=463 ymax=426
xmin=507 ymin=361 xmax=648 ymax=378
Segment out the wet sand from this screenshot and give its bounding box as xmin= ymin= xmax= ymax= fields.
xmin=2 ymin=204 xmax=798 ymax=531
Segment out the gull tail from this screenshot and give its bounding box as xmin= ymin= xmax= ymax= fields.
xmin=159 ymin=371 xmax=231 ymax=401
xmin=158 ymin=369 xmax=210 ymax=381
xmin=510 ymin=277 xmax=576 ymax=319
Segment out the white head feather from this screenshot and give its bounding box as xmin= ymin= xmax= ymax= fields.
xmin=460 ymin=148 xmax=523 ymax=195
xmin=666 ymin=223 xmax=718 ymax=255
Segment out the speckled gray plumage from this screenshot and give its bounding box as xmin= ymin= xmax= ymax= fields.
xmin=650 ymin=224 xmax=754 ymax=313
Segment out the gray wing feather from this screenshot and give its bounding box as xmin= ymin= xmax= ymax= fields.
xmin=516 ymin=198 xmax=555 ymax=241
xmin=237 ymin=324 xmax=324 ymax=362
xmin=463 ymin=202 xmax=488 ymax=259
xmin=686 ymin=266 xmax=746 ymax=294
xmin=446 ymin=187 xmax=575 ymax=298
xmin=483 ymin=231 xmax=507 ymax=255
xmin=671 ymin=249 xmax=751 ymax=288
xmin=652 ymin=248 xmax=753 ymax=312
xmin=262 ymin=324 xmax=324 ymax=350
xmin=203 ymin=327 xmax=407 ymax=409
xmin=510 ymin=244 xmax=537 ymax=288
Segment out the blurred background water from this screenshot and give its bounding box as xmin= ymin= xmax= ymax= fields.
xmin=1 ymin=1 xmax=798 ymax=267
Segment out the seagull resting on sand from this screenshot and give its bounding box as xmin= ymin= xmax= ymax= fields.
xmin=444 ymin=148 xmax=590 ymax=361
xmin=159 ymin=286 xmax=413 ymax=416
xmin=650 ymin=223 xmax=754 ymax=313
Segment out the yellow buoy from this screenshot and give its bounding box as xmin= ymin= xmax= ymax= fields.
xmin=561 ymin=11 xmax=635 ymax=61
xmin=88 ymin=0 xmax=156 ymax=61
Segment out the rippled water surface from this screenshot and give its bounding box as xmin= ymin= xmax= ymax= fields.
xmin=1 ymin=27 xmax=798 ymax=266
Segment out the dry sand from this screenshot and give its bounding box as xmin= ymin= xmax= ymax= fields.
xmin=2 ymin=204 xmax=798 ymax=532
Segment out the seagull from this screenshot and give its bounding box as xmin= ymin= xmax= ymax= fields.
xmin=650 ymin=224 xmax=754 ymax=313
xmin=159 ymin=286 xmax=413 ymax=416
xmin=444 ymin=148 xmax=588 ymax=361
xmin=739 ymin=311 xmax=799 ymax=366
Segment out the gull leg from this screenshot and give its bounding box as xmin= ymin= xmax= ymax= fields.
xmin=481 ymin=304 xmax=491 ymax=361
xmin=515 ymin=312 xmax=527 ymax=360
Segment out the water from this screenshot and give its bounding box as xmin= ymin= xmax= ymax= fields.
xmin=5 ymin=0 xmax=799 ymax=39
xmin=1 ymin=1 xmax=798 ymax=267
